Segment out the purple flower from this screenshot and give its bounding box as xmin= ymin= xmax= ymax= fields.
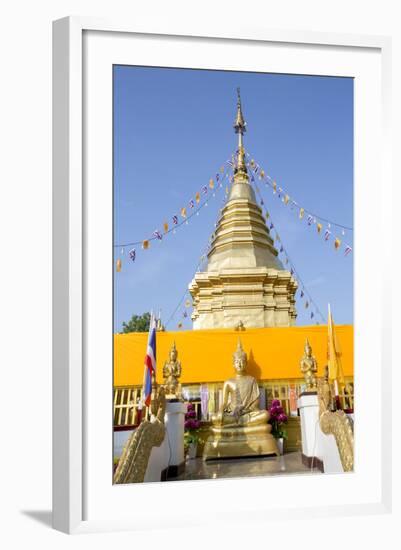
xmin=184 ymin=420 xmax=193 ymax=430
xmin=187 ymin=403 xmax=195 ymax=411
xmin=271 ymin=399 xmax=281 ymax=407
xmin=278 ymin=413 xmax=288 ymax=424
xmin=186 ymin=410 xmax=197 ymax=419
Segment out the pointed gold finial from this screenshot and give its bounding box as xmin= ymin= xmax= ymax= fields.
xmin=234 ymin=88 xmax=246 ymax=134
xmin=233 ymin=88 xmax=248 ymax=177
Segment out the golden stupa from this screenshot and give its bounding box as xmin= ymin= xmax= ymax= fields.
xmin=189 ymin=89 xmax=298 ymax=329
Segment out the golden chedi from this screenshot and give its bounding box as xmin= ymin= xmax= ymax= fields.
xmin=300 ymin=338 xmax=318 ymax=391
xmin=203 ymin=339 xmax=279 ymax=460
xmin=162 ymin=341 xmax=182 ymax=399
xmin=189 ymin=89 xmax=297 ymax=329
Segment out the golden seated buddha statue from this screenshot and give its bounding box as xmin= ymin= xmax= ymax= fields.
xmin=203 ymin=340 xmax=279 ymax=460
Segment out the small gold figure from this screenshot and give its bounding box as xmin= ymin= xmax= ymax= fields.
xmin=300 ymin=338 xmax=318 ymax=391
xmin=234 ymin=320 xmax=245 ymax=331
xmin=163 ymin=342 xmax=182 ymax=398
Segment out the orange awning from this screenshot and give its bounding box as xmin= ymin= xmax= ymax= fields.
xmin=114 ymin=325 xmax=353 ymax=386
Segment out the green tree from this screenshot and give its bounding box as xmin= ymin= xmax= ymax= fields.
xmin=121 ymin=312 xmax=151 ymax=333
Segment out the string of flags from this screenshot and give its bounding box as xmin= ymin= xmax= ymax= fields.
xmin=245 ymin=152 xmax=353 ymax=257
xmin=251 ymin=176 xmax=326 ymax=324
xmin=166 ymin=193 xmax=231 ymax=330
xmin=114 ymin=156 xmax=235 ymax=273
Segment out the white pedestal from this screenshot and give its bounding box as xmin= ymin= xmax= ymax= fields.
xmin=164 ymin=401 xmax=187 ymax=476
xmin=298 ymin=393 xmax=346 ymax=474
xmin=297 ymin=393 xmax=322 ymax=460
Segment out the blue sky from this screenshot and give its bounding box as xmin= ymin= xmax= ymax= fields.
xmin=113 ymin=66 xmax=353 ymax=332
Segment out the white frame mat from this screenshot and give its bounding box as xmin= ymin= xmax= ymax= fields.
xmin=52 ymin=16 xmax=392 ymax=534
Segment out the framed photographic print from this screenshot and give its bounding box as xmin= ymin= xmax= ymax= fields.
xmin=53 ymin=17 xmax=392 ymax=534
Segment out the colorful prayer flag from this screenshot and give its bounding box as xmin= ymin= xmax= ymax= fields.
xmin=195 ymin=192 xmax=200 ymax=204
xmin=172 ymin=215 xmax=178 ymax=225
xmin=153 ymin=230 xmax=162 ymax=240
xmin=202 ymin=185 xmax=208 ymax=195
xmin=163 ymin=221 xmax=169 ymax=233
xmin=324 ymin=229 xmax=331 ymax=241
xmin=344 ymin=245 xmax=352 ymax=256
xmin=180 ymin=207 xmax=187 ymax=218
xmin=209 ymin=178 xmax=215 ymax=189
xmin=317 ymin=223 xmax=322 ymax=233
xmin=142 ymin=240 xmax=149 ymax=250
xmin=189 ymin=199 xmax=194 ymax=209
xmin=129 ymin=248 xmax=136 ymax=262
xmin=334 ymin=237 xmax=341 ymax=250
xmin=307 ymin=215 xmax=313 ymax=225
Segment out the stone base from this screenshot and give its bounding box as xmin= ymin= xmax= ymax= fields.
xmin=203 ymin=432 xmax=279 ymax=461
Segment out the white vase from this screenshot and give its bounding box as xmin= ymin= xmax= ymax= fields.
xmin=277 ymin=437 xmax=284 ymax=455
xmin=187 ymin=441 xmax=197 ymax=459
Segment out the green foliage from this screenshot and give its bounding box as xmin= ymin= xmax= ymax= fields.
xmin=121 ymin=312 xmax=151 ymax=333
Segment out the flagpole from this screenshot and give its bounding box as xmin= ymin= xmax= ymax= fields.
xmin=328 ymin=303 xmax=341 ymax=410
xmin=138 ymin=310 xmax=153 ymax=423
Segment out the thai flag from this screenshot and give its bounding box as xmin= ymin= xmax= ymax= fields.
xmin=172 ymin=215 xmax=178 ymax=225
xmin=202 ymin=185 xmax=208 ymax=195
xmin=153 ymin=230 xmax=162 ymax=240
xmin=189 ymin=199 xmax=195 ymax=209
xmin=142 ymin=314 xmax=157 ymax=408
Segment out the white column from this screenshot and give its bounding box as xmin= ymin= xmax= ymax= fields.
xmin=297 ymin=393 xmax=322 ymax=459
xmin=164 ymin=401 xmax=187 ymax=469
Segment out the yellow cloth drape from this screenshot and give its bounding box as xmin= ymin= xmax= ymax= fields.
xmin=327 ymin=310 xmax=346 ymax=387
xmin=114 ymin=325 xmax=353 ymax=387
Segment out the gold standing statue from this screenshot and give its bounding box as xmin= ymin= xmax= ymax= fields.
xmin=163 ymin=341 xmax=182 ymax=399
xmin=203 ymin=339 xmax=278 ymax=460
xmin=300 ymin=338 xmax=318 ymax=391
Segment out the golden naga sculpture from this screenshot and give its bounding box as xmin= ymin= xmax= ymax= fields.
xmin=317 ymin=367 xmax=354 ymax=472
xmin=162 ymin=341 xmax=182 ymax=399
xmin=300 ymin=338 xmax=318 ymax=391
xmin=203 ymin=339 xmax=279 ymax=460
xmin=113 ymin=384 xmax=166 ymax=484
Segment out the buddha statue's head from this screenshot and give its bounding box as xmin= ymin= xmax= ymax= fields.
xmin=304 ymin=338 xmax=312 ymax=357
xmin=169 ymin=341 xmax=178 ymax=362
xmin=233 ymin=339 xmax=247 ymax=374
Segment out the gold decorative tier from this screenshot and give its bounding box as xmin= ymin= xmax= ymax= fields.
xmin=189 ymin=90 xmax=297 ymax=329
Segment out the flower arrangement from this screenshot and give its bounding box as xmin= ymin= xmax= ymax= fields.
xmin=184 ymin=403 xmax=201 ymax=449
xmin=268 ymin=399 xmax=288 ymax=440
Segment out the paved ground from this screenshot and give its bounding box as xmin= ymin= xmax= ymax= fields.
xmin=175 ymin=451 xmax=321 ymax=481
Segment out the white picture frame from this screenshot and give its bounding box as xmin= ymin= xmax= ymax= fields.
xmin=52 ymin=16 xmax=392 ymax=534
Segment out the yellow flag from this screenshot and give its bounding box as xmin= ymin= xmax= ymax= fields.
xmin=273 ymin=181 xmax=277 ymax=193
xmin=116 ymin=259 xmax=122 ymax=272
xmin=284 ymin=194 xmax=289 ymax=205
xmin=260 ymin=169 xmax=265 ymax=178
xmin=195 ymin=192 xmax=200 ymax=203
xmin=181 ymin=207 xmax=187 ymax=218
xmin=334 ymin=238 xmax=341 ymax=250
xmin=163 ymin=221 xmax=169 ymax=233
xmin=327 ymin=305 xmax=345 ymax=388
xmin=209 ymin=178 xmax=214 ymax=189
xmin=317 ymin=223 xmax=322 ymax=233
xmin=142 ymin=240 xmax=149 ymax=250
xmin=299 ymin=208 xmax=305 ymax=219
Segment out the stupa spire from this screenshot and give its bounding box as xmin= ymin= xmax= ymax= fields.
xmin=233 ymin=88 xmax=248 ymax=176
